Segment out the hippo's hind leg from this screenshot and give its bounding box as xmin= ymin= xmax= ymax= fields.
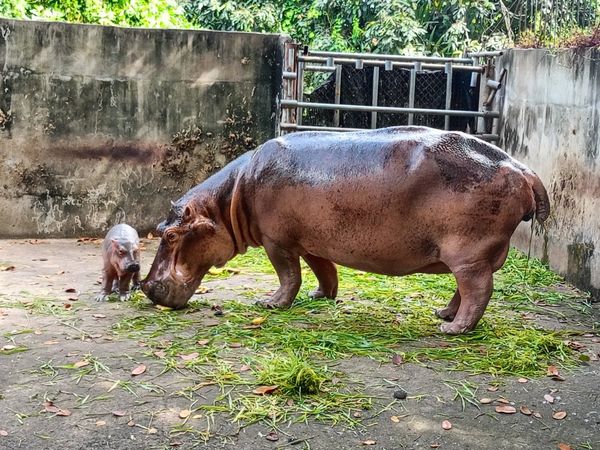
xmin=258 ymin=239 xmax=302 ymax=309
xmin=435 ymin=289 xmax=460 ymax=322
xmin=302 ymin=254 xmax=338 ymax=299
xmin=440 ymin=260 xmax=493 ymax=335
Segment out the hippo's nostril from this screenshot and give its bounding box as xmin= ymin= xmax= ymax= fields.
xmin=126 ymin=263 xmax=140 ymax=273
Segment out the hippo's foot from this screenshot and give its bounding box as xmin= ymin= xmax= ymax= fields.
xmin=439 ymin=321 xmax=472 ymax=335
xmin=95 ymin=293 xmax=109 ymax=302
xmin=435 ymin=307 xmax=456 ymax=322
xmin=119 ymin=292 xmax=131 ymax=302
xmin=255 ymin=292 xmax=294 ymax=309
xmin=131 ymin=283 xmax=141 ymax=292
xmin=310 ymin=288 xmax=328 ymax=299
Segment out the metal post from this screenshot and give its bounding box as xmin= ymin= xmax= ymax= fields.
xmin=371 ymin=66 xmax=380 ymax=129
xmin=296 ymin=60 xmax=304 ymax=126
xmin=477 ymin=60 xmax=490 ymax=134
xmin=408 ymin=62 xmax=419 ymax=125
xmin=333 ymin=65 xmax=342 ymax=127
xmin=444 ymin=62 xmax=453 ymax=130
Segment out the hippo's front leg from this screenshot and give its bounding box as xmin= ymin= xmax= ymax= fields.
xmin=118 ymin=273 xmax=134 ymax=301
xmin=258 ymin=239 xmax=301 ymax=309
xmin=302 ymin=254 xmax=338 ymax=299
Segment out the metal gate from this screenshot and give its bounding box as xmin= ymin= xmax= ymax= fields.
xmin=280 ymin=45 xmax=505 ymax=142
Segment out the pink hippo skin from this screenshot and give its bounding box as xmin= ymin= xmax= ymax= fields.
xmin=141 ymin=127 xmax=549 ymax=334
xmin=96 ymin=224 xmax=141 ymax=302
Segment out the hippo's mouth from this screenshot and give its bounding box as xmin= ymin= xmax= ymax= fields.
xmin=141 ymin=271 xmax=207 ymax=309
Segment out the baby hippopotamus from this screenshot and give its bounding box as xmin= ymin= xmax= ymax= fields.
xmin=95 ymin=224 xmax=141 ymax=302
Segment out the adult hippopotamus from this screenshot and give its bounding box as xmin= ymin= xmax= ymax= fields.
xmin=142 ymin=126 xmax=549 ymax=334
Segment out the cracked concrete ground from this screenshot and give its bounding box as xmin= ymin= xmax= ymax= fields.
xmin=0 ymin=238 xmax=599 ymax=450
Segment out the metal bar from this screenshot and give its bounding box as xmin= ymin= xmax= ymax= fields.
xmin=280 ymin=123 xmax=366 ymax=132
xmin=444 ymin=62 xmax=453 ymax=130
xmin=299 ymin=56 xmax=483 ymax=72
xmin=297 ymin=60 xmax=304 ymax=126
xmin=408 ymin=62 xmax=418 ymax=125
xmin=279 ymin=122 xmax=499 ymax=141
xmin=466 ymin=50 xmax=504 ymax=57
xmin=307 ymin=50 xmax=472 ymax=64
xmin=280 ymin=100 xmax=500 ymax=118
xmin=282 ymin=71 xmax=297 ymax=79
xmin=371 ymin=66 xmax=379 ymax=129
xmin=333 ymin=65 xmax=342 ymax=127
xmin=304 ymin=65 xmax=336 ymax=72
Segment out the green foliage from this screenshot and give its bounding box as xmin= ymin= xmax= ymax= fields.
xmin=1 ymin=1 xmax=598 ymax=54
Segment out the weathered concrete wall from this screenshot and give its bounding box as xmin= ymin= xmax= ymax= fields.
xmin=0 ymin=19 xmax=285 ymax=237
xmin=498 ymin=48 xmax=600 ymax=299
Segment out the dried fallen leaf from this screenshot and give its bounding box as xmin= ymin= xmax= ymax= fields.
xmin=228 ymin=342 xmax=243 ymax=348
xmin=147 ymin=233 xmax=154 ymax=239
xmin=2 ymin=345 xmax=16 ymax=351
xmin=487 ymin=385 xmax=499 ymax=392
xmin=544 ymin=394 xmax=555 ymax=404
xmin=239 ymin=364 xmax=251 ymax=372
xmin=96 ymin=420 xmax=106 ymax=426
xmin=519 ymin=405 xmax=532 ymax=415
xmin=441 ymin=420 xmax=452 ymax=430
xmin=496 ymin=397 xmax=510 ymax=404
xmin=92 ymin=314 xmax=106 ymax=319
xmin=179 ymin=409 xmax=191 ymax=419
xmin=252 ymin=385 xmax=278 ymax=395
xmin=495 ymin=405 xmax=517 ymax=414
xmin=1 ymin=265 xmax=15 ymax=271
xmin=43 ymin=340 xmax=59 ymax=345
xmin=392 ymin=354 xmax=404 ymax=365
xmin=552 ymin=411 xmax=567 ymax=420
xmin=517 ymin=378 xmax=528 ymax=383
xmin=44 ymin=403 xmax=60 ymax=413
xmin=131 ymin=364 xmax=147 ymax=376
xmin=127 ymin=420 xmax=135 ymax=427
xmin=430 ymin=444 xmax=440 ymax=449
xmin=196 ymin=339 xmax=210 ymax=346
xmin=155 ymin=304 xmax=172 ymax=311
xmin=192 ymin=414 xmax=203 ymax=419
xmin=112 ymin=410 xmax=126 ymax=417
xmin=56 ymin=409 xmax=71 ymax=417
xmin=65 ymin=288 xmax=76 ymax=293
xmin=251 ymin=316 xmax=266 ymax=325
xmin=148 ymin=427 xmax=158 ymax=434
xmin=353 ymin=411 xmax=362 ymax=418
xmin=558 ymin=443 xmax=572 ymax=450
xmin=73 ymin=360 xmax=89 ymax=368
xmin=154 ymin=350 xmax=166 ymax=358
xmin=265 ymin=432 xmax=279 ymax=442
xmin=179 ymin=352 xmax=199 ymax=361
xmin=362 ymin=440 xmax=376 ymax=446
xmin=0 ymin=430 xmax=7 ymax=436
xmin=479 ymin=398 xmax=493 ymax=404
xmin=547 ymin=365 xmax=559 ymax=376
xmin=533 ymin=411 xmax=542 ymax=419
xmin=390 ymin=415 xmax=401 ymax=423
xmin=195 ymin=286 xmax=211 ymax=294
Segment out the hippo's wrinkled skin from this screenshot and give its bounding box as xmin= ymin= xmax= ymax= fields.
xmin=142 ymin=126 xmax=549 ymax=334
xmin=96 ymin=224 xmax=141 ymax=302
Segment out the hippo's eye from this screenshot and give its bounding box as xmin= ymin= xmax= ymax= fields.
xmin=165 ymin=231 xmax=178 ymax=243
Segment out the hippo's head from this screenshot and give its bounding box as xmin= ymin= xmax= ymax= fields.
xmin=141 ymin=200 xmax=235 ymax=309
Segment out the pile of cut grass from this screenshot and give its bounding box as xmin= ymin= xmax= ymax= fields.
xmin=112 ymin=248 xmax=588 ymax=430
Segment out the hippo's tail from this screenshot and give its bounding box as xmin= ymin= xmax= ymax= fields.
xmin=525 ymin=171 xmax=550 ymax=224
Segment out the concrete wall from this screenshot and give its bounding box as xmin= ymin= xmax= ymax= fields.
xmin=498 ymin=48 xmax=600 ymax=299
xmin=0 ymin=19 xmax=286 ymax=237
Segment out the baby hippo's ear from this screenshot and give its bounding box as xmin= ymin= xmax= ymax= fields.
xmin=111 ymin=238 xmax=120 ymax=249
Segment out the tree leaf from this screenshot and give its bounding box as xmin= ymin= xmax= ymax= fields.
xmin=390 ymin=415 xmax=400 ymax=423
xmin=73 ymin=360 xmax=89 ymax=368
xmin=479 ymin=398 xmax=493 ymax=404
xmin=112 ymin=410 xmax=126 ymax=417
xmin=131 ymin=364 xmax=147 ymax=376
xmin=547 ymin=365 xmax=559 ymax=376
xmin=441 ymin=420 xmax=452 ymax=430
xmin=179 ymin=352 xmax=199 ymax=361
xmin=196 ymin=339 xmax=210 ymax=346
xmin=392 ymin=354 xmax=404 ymax=365
xmin=56 ymin=408 xmax=71 ymax=416
xmin=544 ymin=394 xmax=555 ymax=403
xmin=519 ymin=405 xmax=532 ymax=415
xmin=495 ymin=405 xmax=517 ymax=414
xmin=252 ymin=385 xmax=278 ymax=395
xmin=558 ymin=443 xmax=572 ymax=450
xmin=552 ymin=411 xmax=567 ymax=420
xmin=265 ymin=432 xmax=279 ymax=441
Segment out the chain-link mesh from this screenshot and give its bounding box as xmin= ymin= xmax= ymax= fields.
xmin=301 ymin=64 xmax=478 ymax=132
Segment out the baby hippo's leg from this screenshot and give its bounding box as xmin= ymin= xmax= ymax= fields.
xmin=96 ymin=268 xmax=116 ymax=302
xmin=118 ymin=273 xmax=134 ymax=301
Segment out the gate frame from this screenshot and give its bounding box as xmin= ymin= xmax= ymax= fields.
xmin=279 ymin=47 xmax=504 ymax=142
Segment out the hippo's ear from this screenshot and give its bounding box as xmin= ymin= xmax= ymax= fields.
xmin=190 ymin=217 xmax=216 ymax=234
xmin=183 ymin=205 xmax=193 ymax=222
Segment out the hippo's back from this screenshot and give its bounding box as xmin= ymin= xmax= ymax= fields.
xmin=103 ymin=224 xmax=139 ymax=251
xmin=249 ymin=126 xmax=521 ymax=191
